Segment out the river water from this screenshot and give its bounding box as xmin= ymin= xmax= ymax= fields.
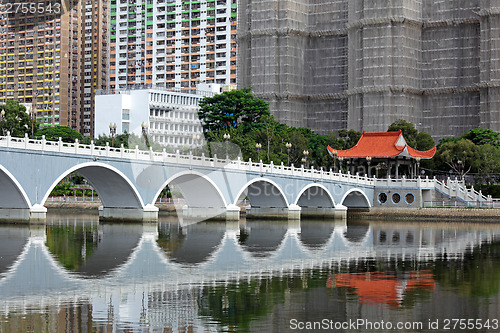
xmin=0 ymin=212 xmax=499 ymax=332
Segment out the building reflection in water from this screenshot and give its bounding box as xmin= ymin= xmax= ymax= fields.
xmin=0 ymin=213 xmax=498 ymax=331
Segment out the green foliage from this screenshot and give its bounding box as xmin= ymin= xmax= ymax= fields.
xmin=473 ymin=144 xmax=500 ymax=184
xmin=35 ymin=126 xmax=83 ymax=143
xmin=460 ymin=128 xmax=500 ymax=147
xmin=434 ymin=139 xmax=479 ymax=177
xmin=0 ymin=100 xmax=38 ymax=137
xmin=415 ymin=132 xmax=435 ymax=151
xmin=387 ymin=119 xmax=418 ymax=147
xmin=337 ymin=129 xmax=362 ymax=150
xmin=198 ymin=88 xmax=270 ymax=132
xmin=45 ymin=225 xmax=99 ymax=270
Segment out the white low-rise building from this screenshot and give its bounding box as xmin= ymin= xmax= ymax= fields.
xmin=95 ymin=84 xmax=223 ymax=148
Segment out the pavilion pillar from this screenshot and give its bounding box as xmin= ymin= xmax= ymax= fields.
xmin=395 ymin=157 xmax=399 ymax=179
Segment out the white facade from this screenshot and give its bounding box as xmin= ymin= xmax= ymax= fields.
xmin=95 ymin=89 xmax=211 ymax=148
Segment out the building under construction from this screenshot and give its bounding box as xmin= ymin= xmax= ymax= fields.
xmin=237 ymin=0 xmax=500 ymax=139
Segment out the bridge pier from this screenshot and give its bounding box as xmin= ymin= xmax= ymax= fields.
xmin=300 ymin=204 xmax=347 ymax=219
xmin=180 ymin=205 xmax=242 ymax=221
xmin=99 ymin=204 xmax=159 ymax=222
xmin=0 ymin=204 xmax=47 ymax=223
xmin=245 ymin=204 xmax=302 ymax=220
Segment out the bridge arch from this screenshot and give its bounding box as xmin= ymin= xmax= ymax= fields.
xmin=152 ymin=171 xmax=227 ymax=208
xmin=42 ymin=162 xmax=144 ymax=208
xmin=233 ymin=178 xmax=289 ymax=208
xmin=294 ymin=184 xmax=335 ymax=207
xmin=340 ymin=189 xmax=371 ymax=208
xmin=0 ymin=164 xmax=31 ymax=209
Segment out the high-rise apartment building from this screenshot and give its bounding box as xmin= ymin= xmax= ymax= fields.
xmin=0 ymin=0 xmax=108 ymax=136
xmin=109 ymin=0 xmax=237 ymax=93
xmin=81 ymin=0 xmax=109 ymax=136
xmin=238 ymin=0 xmax=500 ymax=140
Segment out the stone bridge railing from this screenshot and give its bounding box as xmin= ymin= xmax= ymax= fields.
xmin=0 ymin=133 xmax=490 ymax=202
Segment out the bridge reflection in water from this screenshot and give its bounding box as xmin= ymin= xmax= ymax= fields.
xmin=0 ymin=215 xmax=499 ymax=331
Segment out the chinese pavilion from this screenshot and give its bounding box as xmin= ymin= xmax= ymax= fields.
xmin=327 ymin=130 xmax=436 ymax=178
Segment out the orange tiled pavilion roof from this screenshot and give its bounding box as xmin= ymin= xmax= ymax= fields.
xmin=327 ymin=130 xmax=436 ymax=159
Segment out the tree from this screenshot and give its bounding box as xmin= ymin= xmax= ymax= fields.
xmin=0 ymin=100 xmax=37 ymax=137
xmin=434 ymin=139 xmax=478 ymax=179
xmin=415 ymin=132 xmax=435 ymax=151
xmin=198 ymin=88 xmax=270 ymax=132
xmin=337 ymin=129 xmax=362 ymax=150
xmin=387 ymin=119 xmax=418 ymax=148
xmin=473 ymin=144 xmax=500 ymax=185
xmin=460 ymin=128 xmax=500 ymax=147
xmin=35 ymin=126 xmax=83 ymax=143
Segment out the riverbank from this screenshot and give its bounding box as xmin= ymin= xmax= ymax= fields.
xmin=350 ymin=207 xmax=500 ymax=222
xmin=44 ymin=202 xmax=500 ymax=221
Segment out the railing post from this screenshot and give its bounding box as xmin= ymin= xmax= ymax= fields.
xmin=58 ymin=137 xmax=62 ymax=152
xmin=41 ymin=135 xmax=46 ymax=151
xmin=189 ymin=150 xmax=193 ymax=165
xmin=24 ymin=133 xmax=28 ymax=149
xmin=176 ymin=150 xmax=180 ymax=164
xmin=121 ymin=144 xmax=125 ymax=158
xmin=201 ymin=153 xmax=206 ymax=166
xmin=239 ymin=157 xmax=242 ymax=169
xmin=74 ymin=138 xmax=79 ymax=154
xmin=105 ymin=142 xmax=109 ymax=156
xmin=90 ymin=140 xmax=95 ymax=155
xmin=6 ymin=131 xmax=11 ymax=147
xmin=270 ymin=161 xmax=274 ymax=173
xmin=150 ymin=147 xmax=154 ymax=161
xmin=248 ymin=158 xmax=252 ymax=171
xmin=135 ymin=145 xmax=139 ymax=159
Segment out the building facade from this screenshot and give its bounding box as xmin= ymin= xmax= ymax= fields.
xmin=95 ymin=85 xmax=224 ymax=148
xmin=238 ymin=0 xmax=500 ymax=139
xmin=109 ymin=0 xmax=237 ymax=93
xmin=0 ymin=0 xmax=108 ymax=136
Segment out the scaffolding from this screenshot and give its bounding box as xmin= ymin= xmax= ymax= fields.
xmin=238 ymin=0 xmax=500 ymax=139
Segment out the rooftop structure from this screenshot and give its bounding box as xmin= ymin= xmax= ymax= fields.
xmin=327 ymin=130 xmax=436 ymax=178
xmin=327 ymin=130 xmax=436 ymax=159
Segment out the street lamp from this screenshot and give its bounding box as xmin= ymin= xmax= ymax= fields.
xmin=366 ymin=156 xmax=372 ymax=177
xmin=109 ymin=123 xmax=117 ymax=146
xmin=303 ymin=150 xmax=309 ymax=168
xmin=285 ymin=142 xmax=292 ymax=166
xmin=223 ymin=133 xmax=230 ymax=158
xmin=141 ymin=122 xmax=149 ymax=148
xmin=256 ymin=143 xmax=262 ymax=161
xmin=301 ymin=157 xmax=307 ymax=168
xmin=338 ymin=156 xmax=344 ymax=172
xmin=457 ymin=160 xmax=462 ymax=180
xmin=193 ymin=133 xmax=201 ymax=155
xmin=416 ymin=157 xmax=422 ymax=179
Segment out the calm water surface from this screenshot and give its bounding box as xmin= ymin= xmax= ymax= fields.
xmin=0 ymin=213 xmax=499 ymax=332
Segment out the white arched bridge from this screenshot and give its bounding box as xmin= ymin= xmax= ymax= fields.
xmin=0 ymin=133 xmax=488 ymax=222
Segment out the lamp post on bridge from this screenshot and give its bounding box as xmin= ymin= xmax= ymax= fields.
xmin=256 ymin=143 xmax=262 ymax=161
xmin=416 ymin=157 xmax=421 ymax=179
xmin=338 ymin=156 xmax=344 ymax=172
xmin=109 ymin=123 xmax=117 ymax=147
xmin=193 ymin=133 xmax=201 ymax=155
xmin=303 ymin=150 xmax=309 ymax=168
xmin=286 ymin=142 xmax=292 ymax=166
xmin=223 ymin=133 xmax=230 ymax=159
xmin=366 ymin=156 xmax=372 ymax=177
xmin=141 ymin=122 xmax=149 ymax=148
